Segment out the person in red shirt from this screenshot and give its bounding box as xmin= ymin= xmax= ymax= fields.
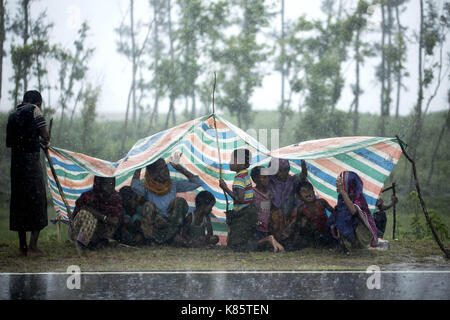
xmin=283 ymin=180 xmax=336 ymax=249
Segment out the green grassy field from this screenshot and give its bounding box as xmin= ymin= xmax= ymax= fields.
xmin=0 ymin=203 xmax=449 ymax=273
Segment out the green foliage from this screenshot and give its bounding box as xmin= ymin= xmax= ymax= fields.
xmin=296 ymin=108 xmax=349 ymax=141
xmin=80 ymin=85 xmax=100 ymax=153
xmin=282 ymin=1 xmax=359 ymax=140
xmin=403 ymin=191 xmax=449 ymax=241
xmin=215 ymin=0 xmax=271 ymax=129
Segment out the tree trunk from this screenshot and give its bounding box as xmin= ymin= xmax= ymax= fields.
xmin=149 ymin=94 xmax=159 ymax=129
xmin=36 ymin=58 xmax=43 ymax=93
xmin=22 ymin=0 xmax=30 ymax=91
xmin=0 ymin=0 xmax=5 ymax=105
xmin=191 ymin=38 xmax=197 ymax=118
xmin=407 ymin=0 xmax=425 ymax=189
xmin=379 ymin=2 xmax=386 ymax=137
xmin=191 ymin=91 xmax=196 ymax=118
xmin=120 ymin=85 xmax=133 ymax=156
xmin=165 ymin=96 xmax=175 ymax=129
xmin=395 ymin=4 xmax=402 ymax=119
xmin=412 ymin=0 xmax=424 ymax=161
xmin=130 ymin=0 xmax=137 ymax=123
xmin=149 ymin=1 xmax=160 ymax=130
xmin=353 ymin=21 xmax=361 ymax=135
xmin=386 ymin=0 xmax=393 ymax=119
xmin=171 ymin=99 xmax=176 ymax=125
xmin=67 ymin=86 xmax=84 ymax=137
xmin=237 ymin=110 xmax=242 ymax=129
xmin=279 ymin=0 xmax=286 ymax=132
xmin=167 ymin=0 xmax=176 ymax=127
xmin=13 ymin=74 xmax=20 ymax=107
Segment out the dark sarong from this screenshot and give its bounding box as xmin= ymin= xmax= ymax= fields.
xmin=226 ymin=204 xmax=258 ymax=252
xmin=373 ymin=210 xmax=387 ymax=238
xmin=140 ymin=197 xmax=189 ymax=244
xmin=10 ymin=151 xmax=48 ymax=231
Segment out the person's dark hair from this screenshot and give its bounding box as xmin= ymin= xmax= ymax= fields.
xmin=232 ymin=148 xmax=252 ymax=169
xmin=195 ymin=190 xmax=216 ymax=208
xmin=22 ymin=90 xmax=42 ymax=105
xmin=250 ymin=166 xmax=262 ymax=183
xmin=295 ymin=180 xmax=314 ymax=194
xmin=146 ymin=158 xmax=166 ymax=174
xmin=119 ymin=186 xmax=137 ymax=203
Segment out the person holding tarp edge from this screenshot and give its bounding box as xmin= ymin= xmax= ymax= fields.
xmin=131 ymin=151 xmax=203 ymax=246
xmin=374 ymin=193 xmax=398 ymax=239
xmin=6 ymin=90 xmax=50 ymax=257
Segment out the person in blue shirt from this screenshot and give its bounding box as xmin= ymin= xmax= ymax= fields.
xmin=131 ymin=153 xmax=202 ymax=246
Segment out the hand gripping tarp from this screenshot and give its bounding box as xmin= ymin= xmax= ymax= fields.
xmin=45 ymin=113 xmax=403 ymax=243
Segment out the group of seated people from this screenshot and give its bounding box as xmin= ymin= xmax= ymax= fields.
xmin=69 ymin=148 xmax=391 ymax=256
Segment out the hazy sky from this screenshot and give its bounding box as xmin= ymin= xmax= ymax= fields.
xmin=0 ymin=0 xmax=449 ymax=118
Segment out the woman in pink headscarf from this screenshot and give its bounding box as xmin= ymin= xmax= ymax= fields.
xmin=328 ymin=171 xmax=378 ymax=250
xmin=268 ymin=158 xmax=308 ymax=242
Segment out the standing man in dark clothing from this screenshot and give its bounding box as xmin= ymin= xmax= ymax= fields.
xmin=6 ymin=90 xmax=50 ymax=256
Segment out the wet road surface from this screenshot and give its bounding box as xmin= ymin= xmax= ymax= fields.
xmin=1 ymin=271 xmax=449 ymax=300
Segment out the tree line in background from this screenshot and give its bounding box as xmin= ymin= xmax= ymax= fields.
xmin=0 ymin=0 xmax=449 ymax=207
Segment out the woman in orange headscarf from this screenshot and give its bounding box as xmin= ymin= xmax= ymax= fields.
xmin=131 ymin=153 xmax=202 ymax=245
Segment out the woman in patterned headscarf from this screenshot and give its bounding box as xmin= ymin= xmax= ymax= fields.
xmin=70 ymin=176 xmax=122 ymax=254
xmin=328 ymin=171 xmax=378 ymax=251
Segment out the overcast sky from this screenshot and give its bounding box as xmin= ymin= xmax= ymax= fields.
xmin=0 ymin=0 xmax=448 ymax=118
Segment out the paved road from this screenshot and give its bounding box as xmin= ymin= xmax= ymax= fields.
xmin=1 ymin=270 xmax=449 ymax=300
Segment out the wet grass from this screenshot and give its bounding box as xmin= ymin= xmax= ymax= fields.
xmin=0 ymin=234 xmax=448 ymax=273
xmin=1 ymin=205 xmax=449 ymax=273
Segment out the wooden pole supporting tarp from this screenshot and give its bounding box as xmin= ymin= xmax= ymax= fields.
xmin=392 ymin=182 xmax=397 ymax=239
xmin=41 ymin=118 xmax=72 ymax=242
xmin=396 ymin=135 xmax=449 ymax=259
xmin=212 ymin=72 xmax=229 ymax=213
xmin=382 ymin=182 xmax=397 ymax=239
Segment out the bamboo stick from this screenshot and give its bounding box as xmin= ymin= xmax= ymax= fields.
xmin=41 ymin=118 xmax=73 ymax=219
xmin=392 ymin=182 xmax=397 ymax=240
xmin=48 ymin=118 xmax=63 ymax=242
xmin=212 ymin=72 xmax=229 ymax=212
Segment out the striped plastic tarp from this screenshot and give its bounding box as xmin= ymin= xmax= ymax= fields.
xmin=46 ymin=113 xmax=403 ymax=244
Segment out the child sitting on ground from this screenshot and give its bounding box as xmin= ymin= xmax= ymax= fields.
xmin=296 ymin=181 xmax=336 ymax=248
xmin=219 ymin=149 xmax=283 ymax=252
xmin=373 ymin=194 xmax=398 ymax=239
xmin=251 ymin=166 xmax=284 ymax=252
xmin=117 ymin=186 xmax=144 ymax=245
xmin=181 ymin=191 xmax=219 ymax=248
